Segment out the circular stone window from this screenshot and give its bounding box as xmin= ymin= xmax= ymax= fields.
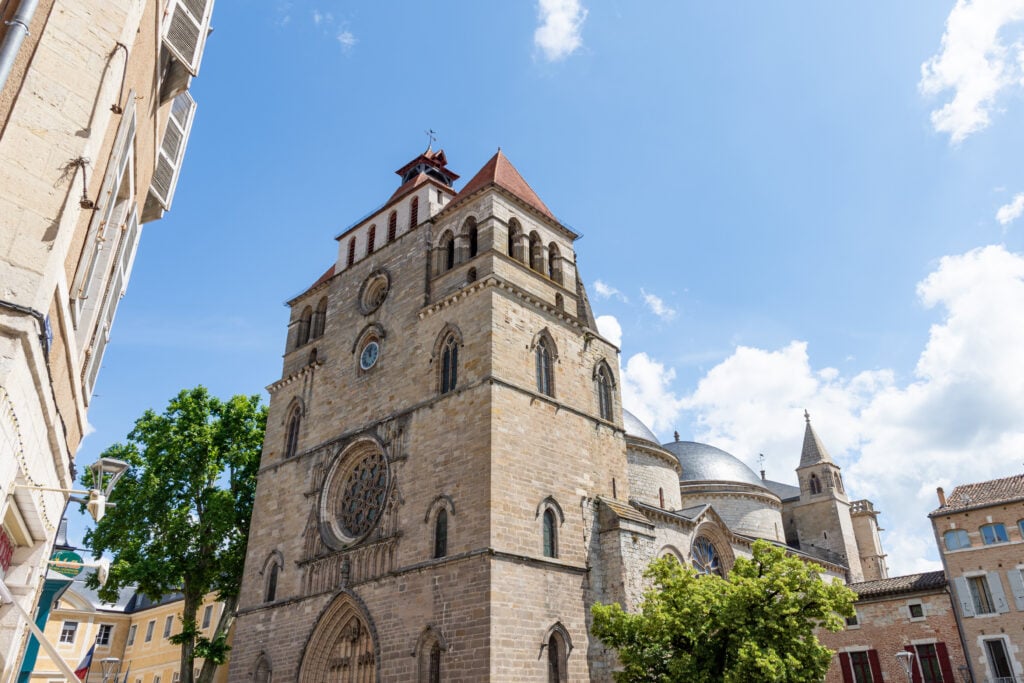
xmin=692 ymin=536 xmax=723 ymax=576
xmin=320 ymin=439 xmax=390 ymax=548
xmin=359 ymin=339 xmax=379 ymax=370
xmin=358 ymin=271 xmax=390 ymax=315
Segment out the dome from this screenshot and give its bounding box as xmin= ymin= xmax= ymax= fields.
xmin=662 ymin=441 xmax=766 ymax=488
xmin=623 ymin=409 xmax=659 ymax=444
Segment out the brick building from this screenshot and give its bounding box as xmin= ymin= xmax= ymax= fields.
xmin=0 ymin=0 xmax=214 ymax=678
xmin=229 ymin=148 xmax=888 ymax=682
xmin=930 ymin=475 xmax=1024 ymax=682
xmin=822 ymin=571 xmax=968 ymax=683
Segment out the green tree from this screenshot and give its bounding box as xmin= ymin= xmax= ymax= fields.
xmin=84 ymin=387 xmax=267 ymax=683
xmin=591 ymin=539 xmax=856 ymax=683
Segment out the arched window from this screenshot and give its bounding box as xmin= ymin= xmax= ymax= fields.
xmin=555 ymin=293 xmax=564 ymax=311
xmin=595 ymin=363 xmax=614 ymax=421
xmin=311 ymin=297 xmax=327 ymax=339
xmin=265 ymin=562 xmax=279 ymax=602
xmin=529 ymin=232 xmax=543 ymax=272
xmin=440 ymin=333 xmax=458 ymax=394
xmin=548 ymin=243 xmax=562 ymax=284
xmin=434 ymin=509 xmax=448 ymax=558
xmin=543 ymin=508 xmax=557 ymax=558
xmin=809 ymin=473 xmax=822 ymax=495
xmin=387 ymin=211 xmax=397 ymax=242
xmin=547 ymin=632 xmax=566 ymax=682
xmin=254 ymin=656 xmax=272 ymax=683
xmin=536 ymin=338 xmax=554 ymax=397
xmin=347 ymin=237 xmax=356 ymax=267
xmin=692 ymin=536 xmax=722 ymax=576
xmin=415 ymin=628 xmax=447 ymax=683
xmin=659 ymin=487 xmax=665 ymax=509
xmin=438 ymin=231 xmax=455 ymax=273
xmin=429 ymin=642 xmax=441 ymax=683
xmin=284 ymin=405 xmax=301 ymax=459
xmin=409 ymin=197 xmax=419 ymax=229
xmin=367 ymin=224 xmax=376 ymax=253
xmin=507 ymin=219 xmax=521 ymax=261
xmin=468 ymin=225 xmax=478 ymax=258
xmin=296 ymin=306 xmax=312 ymax=347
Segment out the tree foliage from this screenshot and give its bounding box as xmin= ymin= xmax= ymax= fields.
xmin=591 ymin=540 xmax=856 ymax=683
xmin=84 ymin=387 xmax=267 ymax=683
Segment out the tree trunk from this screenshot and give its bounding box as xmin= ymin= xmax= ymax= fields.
xmin=197 ymin=594 xmax=238 ymax=683
xmin=179 ymin=588 xmax=202 ymax=683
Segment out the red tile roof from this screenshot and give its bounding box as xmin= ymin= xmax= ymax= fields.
xmin=452 ymin=150 xmax=555 ymax=220
xmin=931 ymin=474 xmax=1024 ymax=515
xmin=848 ymin=571 xmax=946 ymax=598
xmin=388 ymin=172 xmax=431 ymax=201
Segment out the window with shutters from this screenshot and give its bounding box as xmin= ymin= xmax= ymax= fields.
xmin=980 ymin=523 xmax=1008 ymax=544
xmin=914 ymin=643 xmax=944 ymax=683
xmin=347 ymin=237 xmax=356 ymax=267
xmin=849 ymin=651 xmax=873 ymax=682
xmin=409 ymin=197 xmax=419 ymax=229
xmin=162 ymin=0 xmax=214 ymax=76
xmin=387 ymin=211 xmax=397 ymax=242
xmin=149 ymin=91 xmax=197 ymax=210
xmin=367 ymin=224 xmax=376 ymax=254
xmin=969 ymin=575 xmax=996 ymax=614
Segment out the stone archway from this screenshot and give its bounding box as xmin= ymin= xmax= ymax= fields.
xmin=299 ymin=592 xmax=378 ymax=683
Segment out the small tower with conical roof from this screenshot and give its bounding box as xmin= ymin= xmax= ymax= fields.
xmin=790 ymin=411 xmax=864 ymax=582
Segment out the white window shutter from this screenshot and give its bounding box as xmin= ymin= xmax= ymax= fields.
xmin=150 ymin=91 xmax=197 ymax=210
xmin=989 ymin=571 xmax=1010 ymax=613
xmin=954 ymin=577 xmax=975 ymax=617
xmin=1007 ymin=569 xmax=1024 ymax=611
xmin=162 ymin=0 xmax=214 ymax=76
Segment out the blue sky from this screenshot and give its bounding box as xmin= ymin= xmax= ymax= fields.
xmin=75 ymin=1 xmax=1024 ymax=575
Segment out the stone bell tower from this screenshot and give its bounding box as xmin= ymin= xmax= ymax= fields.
xmin=789 ymin=411 xmax=864 ymax=582
xmin=229 ymin=148 xmax=626 ymax=682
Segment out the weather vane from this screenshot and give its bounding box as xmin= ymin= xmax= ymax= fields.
xmin=425 ymin=128 xmax=437 ymax=149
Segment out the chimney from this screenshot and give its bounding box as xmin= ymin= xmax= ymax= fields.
xmin=936 ymin=487 xmax=946 ymax=507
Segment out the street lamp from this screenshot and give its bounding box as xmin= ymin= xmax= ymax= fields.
xmin=895 ymin=651 xmax=915 ymax=683
xmin=14 ymin=457 xmax=129 ymax=521
xmin=98 ymin=657 xmax=121 ymax=682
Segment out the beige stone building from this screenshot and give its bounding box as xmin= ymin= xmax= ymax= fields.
xmin=0 ymin=0 xmax=214 ymax=679
xmin=930 ymin=474 xmax=1024 ymax=682
xmin=27 ymin=576 xmax=229 ymax=683
xmin=229 ymin=148 xmax=889 ymax=682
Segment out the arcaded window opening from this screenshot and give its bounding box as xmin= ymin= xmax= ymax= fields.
xmin=367 ymin=224 xmax=376 ymax=254
xmin=410 ymin=196 xmax=419 ymax=229
xmin=388 ymin=210 xmax=397 ymax=242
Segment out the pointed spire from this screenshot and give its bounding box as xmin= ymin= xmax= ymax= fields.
xmin=452 ymin=149 xmax=555 ymax=219
xmin=799 ymin=410 xmax=835 ymax=468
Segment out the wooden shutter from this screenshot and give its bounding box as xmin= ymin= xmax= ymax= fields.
xmin=838 ymin=652 xmax=854 ymax=683
xmin=935 ymin=642 xmax=955 ymax=683
xmin=988 ymin=571 xmax=1010 ymax=613
xmin=162 ymin=0 xmax=214 ymax=76
xmin=150 ymin=91 xmax=197 ymax=210
xmin=867 ymin=650 xmax=883 ymax=682
xmin=953 ymin=576 xmax=975 ymax=617
xmin=1007 ymin=568 xmax=1024 ymax=611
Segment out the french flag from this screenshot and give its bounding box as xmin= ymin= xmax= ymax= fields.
xmin=74 ymin=643 xmax=95 ymax=680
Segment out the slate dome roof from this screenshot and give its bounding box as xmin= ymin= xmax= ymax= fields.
xmin=662 ymin=440 xmax=766 ymax=488
xmin=623 ymin=409 xmax=659 ymax=444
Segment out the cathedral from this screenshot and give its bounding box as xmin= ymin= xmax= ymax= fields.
xmin=229 ymin=148 xmax=887 ymax=682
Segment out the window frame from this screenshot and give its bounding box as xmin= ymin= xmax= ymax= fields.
xmin=127 ymin=624 xmax=137 ymax=647
xmin=969 ymin=575 xmax=996 ymax=615
xmin=59 ymin=621 xmax=78 ymax=644
xmin=202 ymin=604 xmax=214 ymax=629
xmin=535 ymin=338 xmax=554 ymax=397
xmin=145 ymin=619 xmax=155 ymax=642
xmin=434 ymin=508 xmax=448 ymax=559
xmin=96 ymin=623 xmax=113 ymax=647
xmin=164 ymin=614 xmax=173 ymax=638
xmin=542 ymin=508 xmax=558 ymax=559
xmin=980 ymin=523 xmax=1008 ymax=545
xmin=943 ymin=529 xmax=970 ymax=551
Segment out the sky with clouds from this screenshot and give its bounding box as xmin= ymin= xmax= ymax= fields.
xmin=75 ymin=1 xmax=1024 ymax=576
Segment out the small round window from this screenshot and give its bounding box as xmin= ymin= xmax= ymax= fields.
xmin=359 ymin=271 xmax=390 ymax=315
xmin=359 ymin=340 xmax=379 ymax=370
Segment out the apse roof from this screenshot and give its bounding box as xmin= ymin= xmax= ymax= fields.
xmin=623 ymin=409 xmax=659 ymax=444
xmin=662 ymin=440 xmax=766 ymax=488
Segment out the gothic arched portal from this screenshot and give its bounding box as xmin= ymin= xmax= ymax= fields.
xmin=298 ymin=592 xmax=378 ymax=682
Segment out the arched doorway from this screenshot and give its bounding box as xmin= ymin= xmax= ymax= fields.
xmin=299 ymin=592 xmax=378 ymax=682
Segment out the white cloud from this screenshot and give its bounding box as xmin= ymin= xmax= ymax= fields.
xmin=596 ymin=314 xmax=622 ymax=349
xmin=337 ymin=30 xmax=357 ymax=51
xmin=594 ymin=279 xmax=627 ymax=302
xmin=997 ymin=192 xmax=1024 ymax=225
xmin=641 ymin=288 xmax=676 ymax=321
xmin=677 ymin=245 xmax=1024 ymax=575
xmin=919 ymin=0 xmax=1024 ymax=143
xmin=534 ymin=0 xmax=587 ymax=62
xmin=621 ymin=352 xmax=686 ymax=435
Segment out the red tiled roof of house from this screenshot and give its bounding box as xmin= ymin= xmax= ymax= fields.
xmin=930 ymin=474 xmax=1024 ymax=515
xmin=848 ymin=571 xmax=946 ymax=598
xmin=452 ymin=150 xmax=555 ymax=220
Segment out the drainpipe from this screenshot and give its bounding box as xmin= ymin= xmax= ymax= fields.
xmin=0 ymin=0 xmax=40 ymax=96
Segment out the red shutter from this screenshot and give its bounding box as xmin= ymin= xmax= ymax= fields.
xmin=906 ymin=646 xmax=922 ymax=683
xmin=868 ymin=650 xmax=884 ymax=682
xmin=838 ymin=652 xmax=854 ymax=683
xmin=935 ymin=642 xmax=955 ymax=683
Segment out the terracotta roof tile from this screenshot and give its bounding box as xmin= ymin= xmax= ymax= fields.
xmin=388 ymin=172 xmax=431 ymax=201
xmin=452 ymin=150 xmax=555 ymax=220
xmin=848 ymin=571 xmax=946 ymax=598
xmin=931 ymin=474 xmax=1024 ymax=515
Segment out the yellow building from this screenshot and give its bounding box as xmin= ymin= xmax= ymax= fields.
xmin=29 ymin=577 xmax=229 ymax=683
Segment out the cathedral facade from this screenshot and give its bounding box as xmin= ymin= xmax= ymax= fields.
xmin=229 ymin=149 xmax=886 ymax=682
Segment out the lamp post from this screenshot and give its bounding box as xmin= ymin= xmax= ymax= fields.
xmin=895 ymin=650 xmax=915 ymax=683
xmin=13 ymin=457 xmax=129 ymax=521
xmin=98 ymin=657 xmax=121 ymax=683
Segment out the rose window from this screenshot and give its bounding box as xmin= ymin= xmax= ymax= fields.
xmin=692 ymin=536 xmax=722 ymax=576
xmin=320 ymin=439 xmax=391 ymax=549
